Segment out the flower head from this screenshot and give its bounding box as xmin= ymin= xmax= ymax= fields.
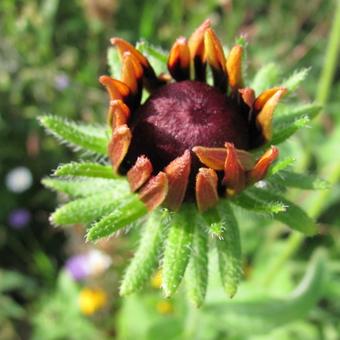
xmin=101 ymin=20 xmax=284 ymax=212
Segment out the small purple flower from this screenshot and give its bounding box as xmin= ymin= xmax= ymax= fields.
xmin=8 ymin=209 xmax=31 ymax=229
xmin=54 ymin=74 xmax=70 ymax=91
xmin=65 ymin=254 xmax=90 ymax=281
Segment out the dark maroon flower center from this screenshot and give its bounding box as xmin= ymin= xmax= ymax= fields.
xmin=122 ymin=80 xmax=249 ymax=174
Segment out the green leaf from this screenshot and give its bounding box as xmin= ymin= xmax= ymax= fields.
xmin=42 ymin=177 xmax=129 ymax=198
xmin=54 ymin=162 xmax=118 ymax=179
xmin=86 ymin=195 xmax=148 ymax=241
xmin=249 ymin=188 xmax=318 ymax=235
xmin=107 ymin=46 xmax=122 ymax=78
xmin=231 ymin=192 xmax=287 ymax=215
xmin=120 ymin=209 xmax=170 ymax=295
xmin=280 ymin=68 xmax=310 ymax=92
xmin=39 ymin=115 xmax=109 ymax=155
xmin=274 ymin=103 xmax=322 ymax=128
xmin=271 ymin=116 xmax=310 ymax=145
xmin=51 ymin=190 xmax=130 ymax=225
xmin=136 ymin=40 xmax=168 ymax=74
xmin=204 ymin=249 xmax=326 ymax=336
xmin=215 ymin=202 xmax=243 ymax=298
xmin=251 ymin=63 xmax=281 ymax=94
xmin=271 ymin=171 xmax=329 ymax=190
xmin=185 ymin=216 xmax=209 ymax=307
xmin=162 ymin=204 xmax=195 ymax=297
xmin=267 ymin=157 xmax=295 ymax=176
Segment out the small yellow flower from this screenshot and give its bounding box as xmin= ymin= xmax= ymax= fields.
xmin=150 ymin=270 xmax=162 ymax=289
xmin=79 ymin=287 xmax=107 ymax=315
xmin=156 ymin=300 xmax=174 ymax=315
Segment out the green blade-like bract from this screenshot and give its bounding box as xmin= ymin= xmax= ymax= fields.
xmin=120 ymin=209 xmax=170 ymax=295
xmin=86 ymin=194 xmax=148 ymax=241
xmin=54 ymin=162 xmax=118 ymax=179
xmin=51 ymin=191 xmax=130 ymax=225
xmin=162 ymin=204 xmax=195 ymax=297
xmin=185 ymin=216 xmax=209 ymax=307
xmin=39 ymin=115 xmax=109 ymax=155
xmin=42 ymin=177 xmax=129 ymax=198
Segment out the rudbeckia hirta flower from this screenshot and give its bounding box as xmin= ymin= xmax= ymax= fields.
xmin=41 ymin=19 xmax=323 ymax=306
xmin=101 ymin=20 xmax=284 ymax=212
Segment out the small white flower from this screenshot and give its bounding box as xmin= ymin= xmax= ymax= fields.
xmin=87 ymin=249 xmax=112 ymax=276
xmin=5 ymin=167 xmax=33 ymax=193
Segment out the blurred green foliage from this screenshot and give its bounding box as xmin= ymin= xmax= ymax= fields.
xmin=0 ymin=0 xmax=339 ymax=339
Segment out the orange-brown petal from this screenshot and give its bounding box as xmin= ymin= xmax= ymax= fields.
xmin=247 ymin=146 xmax=279 ymax=184
xmin=167 ymin=37 xmax=191 ymax=81
xmin=139 ymin=172 xmax=168 ymax=211
xmin=238 ymin=88 xmax=255 ymax=109
xmin=254 ymin=86 xmax=286 ymax=111
xmin=223 ymin=143 xmax=246 ymax=196
xmin=164 ymin=150 xmax=191 ymax=211
xmin=111 ymin=37 xmax=164 ymax=92
xmin=193 ymin=146 xmax=255 ymax=171
xmin=226 ymin=45 xmax=243 ymax=91
xmin=256 ymin=88 xmax=287 ymax=141
xmin=99 ymin=75 xmax=130 ymax=101
xmin=188 ymin=19 xmax=211 ymax=81
xmin=193 ymin=146 xmax=226 ymax=170
xmin=121 ymin=53 xmax=143 ymax=107
xmin=196 ymin=168 xmax=219 ymax=212
xmin=108 ymin=125 xmax=132 ymax=172
xmin=127 ymin=156 xmax=153 ymax=192
xmin=107 ymin=99 xmax=130 ymax=129
xmin=110 ymin=37 xmax=149 ymax=68
xmin=204 ymin=27 xmax=227 ymax=90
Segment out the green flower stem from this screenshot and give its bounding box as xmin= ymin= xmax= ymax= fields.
xmin=316 ymin=0 xmax=340 ymax=106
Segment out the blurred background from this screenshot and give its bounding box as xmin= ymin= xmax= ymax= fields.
xmin=0 ymin=0 xmax=339 ymax=339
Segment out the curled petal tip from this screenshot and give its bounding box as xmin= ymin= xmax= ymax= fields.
xmin=127 ymin=156 xmax=153 ymax=192
xmin=108 ymin=125 xmax=132 ymax=171
xmin=254 ymin=86 xmax=288 ymax=111
xmin=223 ymin=143 xmax=246 ymax=196
xmin=188 ymin=19 xmax=211 ymax=82
xmin=108 ymin=99 xmax=130 ymax=128
xmin=227 ymin=45 xmax=243 ymax=91
xmin=139 ymin=172 xmax=168 ymax=211
xmin=121 ymin=53 xmax=143 ymax=106
xmin=99 ymin=75 xmax=130 ymax=101
xmin=168 ymin=37 xmax=191 ymax=81
xmin=193 ymin=146 xmax=226 ymax=170
xmin=204 ymin=28 xmax=227 ymax=90
xmin=196 ymin=167 xmax=219 ymax=212
xmin=238 ymin=88 xmax=255 ymax=108
xmin=110 ymin=37 xmax=149 ymax=68
xmin=248 ymin=146 xmax=279 ymax=184
xmin=256 ymin=88 xmax=287 ymax=141
xmin=164 ymin=150 xmax=191 ymax=211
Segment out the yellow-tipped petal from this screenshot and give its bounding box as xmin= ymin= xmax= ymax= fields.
xmin=167 ymin=37 xmax=191 ymax=81
xmin=226 ymin=45 xmax=243 ymax=91
xmin=256 ymin=88 xmax=287 ymax=141
xmin=254 ymin=87 xmax=286 ymax=111
xmin=248 ymin=146 xmax=279 ymax=184
xmin=204 ymin=28 xmax=226 ymax=72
